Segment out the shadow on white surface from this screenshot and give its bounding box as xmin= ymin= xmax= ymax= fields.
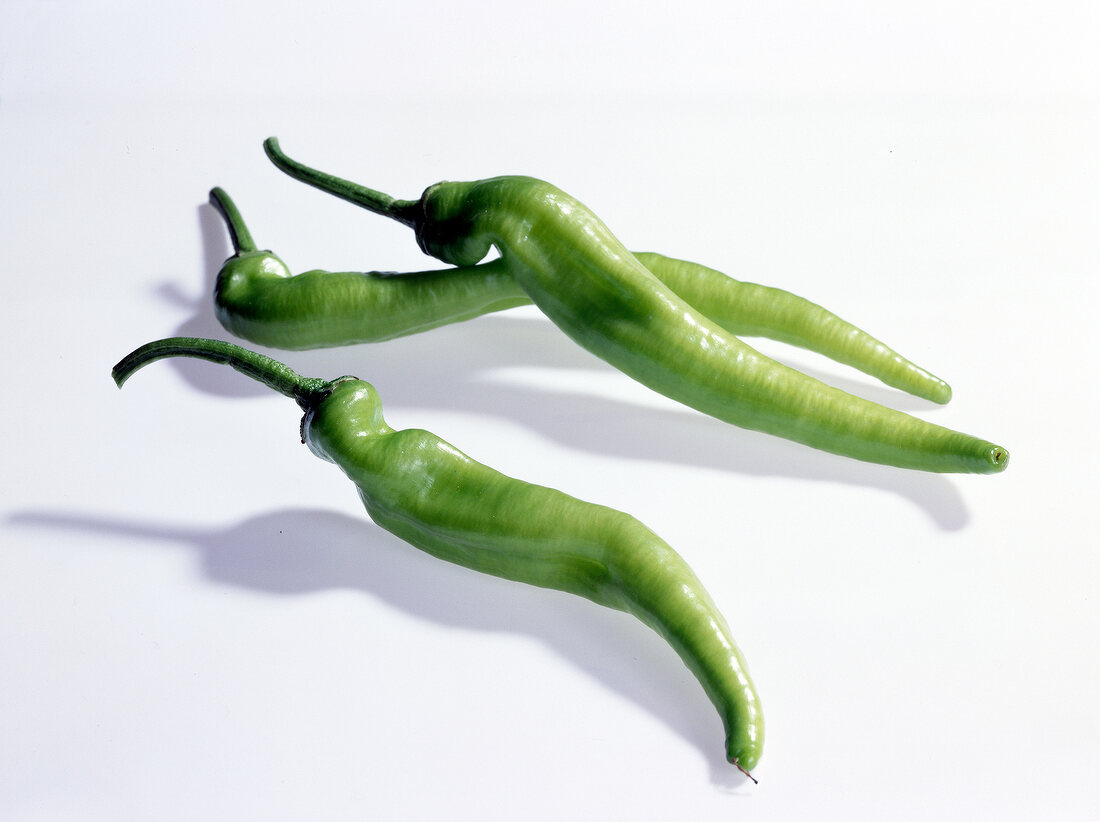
xmin=9 ymin=506 xmax=758 ymax=788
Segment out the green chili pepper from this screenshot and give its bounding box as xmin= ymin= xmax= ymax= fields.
xmin=210 ymin=188 xmax=950 ymax=404
xmin=629 ymin=252 xmax=952 ymax=404
xmin=259 ymin=139 xmax=1008 ymax=474
xmin=111 ymin=336 xmax=765 ymax=776
xmin=210 ymin=187 xmax=531 ymax=347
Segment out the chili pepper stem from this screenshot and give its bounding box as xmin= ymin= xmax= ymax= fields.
xmin=111 ymin=337 xmax=333 ymax=411
xmin=209 ymin=187 xmax=257 ymax=254
xmin=264 ymin=137 xmax=420 ymax=228
xmin=733 ymin=758 xmax=758 ymax=784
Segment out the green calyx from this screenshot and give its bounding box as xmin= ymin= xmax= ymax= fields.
xmin=262 ymin=138 xmax=487 ymax=267
xmin=209 ymin=186 xmax=293 ymax=283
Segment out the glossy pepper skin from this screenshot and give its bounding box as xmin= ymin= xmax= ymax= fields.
xmin=111 ymin=337 xmax=765 ymax=774
xmin=262 ymin=139 xmax=1008 ymax=474
xmin=210 ymin=188 xmax=951 ymax=404
xmin=629 ymin=252 xmax=951 ymax=404
xmin=210 ymin=188 xmax=531 ymax=346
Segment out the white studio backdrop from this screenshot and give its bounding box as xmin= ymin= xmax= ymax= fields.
xmin=1 ymin=2 xmax=1098 ymax=821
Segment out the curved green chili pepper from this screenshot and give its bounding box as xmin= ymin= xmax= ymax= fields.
xmin=111 ymin=336 xmax=765 ymax=775
xmin=210 ymin=187 xmax=950 ymax=404
xmin=260 ymin=139 xmax=1008 ymax=474
xmin=210 ymin=187 xmax=530 ymax=346
xmin=630 ymin=252 xmax=952 ymax=404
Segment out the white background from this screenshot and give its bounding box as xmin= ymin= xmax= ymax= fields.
xmin=2 ymin=2 xmax=1098 ymax=820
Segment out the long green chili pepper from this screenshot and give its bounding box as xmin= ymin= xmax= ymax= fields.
xmin=210 ymin=188 xmax=950 ymax=404
xmin=630 ymin=252 xmax=952 ymax=404
xmin=112 ymin=336 xmax=765 ymax=775
xmin=260 ymin=138 xmax=1008 ymax=474
xmin=210 ymin=187 xmax=531 ymax=346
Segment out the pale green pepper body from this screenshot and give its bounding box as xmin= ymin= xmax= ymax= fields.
xmin=112 ymin=337 xmax=764 ymax=772
xmin=258 ymin=146 xmax=1003 ymax=473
